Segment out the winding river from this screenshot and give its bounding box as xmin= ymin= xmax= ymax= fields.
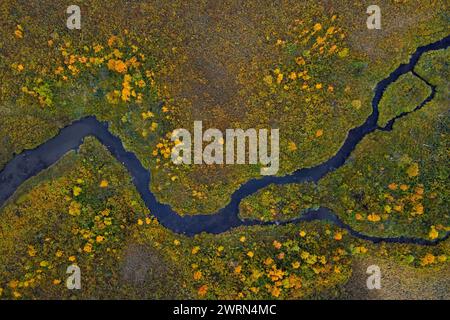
xmin=0 ymin=35 xmax=449 ymax=245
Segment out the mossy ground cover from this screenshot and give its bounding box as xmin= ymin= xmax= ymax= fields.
xmin=149 ymin=0 xmax=449 ymax=214
xmin=0 ymin=138 xmax=448 ymax=299
xmin=378 ymin=72 xmax=431 ymax=127
xmin=0 ymin=138 xmax=188 ymax=299
xmin=238 ymin=49 xmax=450 ymax=241
xmin=313 ymin=48 xmax=450 ymax=240
xmin=0 ymin=0 xmax=448 ymax=214
xmin=0 ymin=0 xmax=449 ymax=300
xmin=240 ymin=183 xmax=321 ymax=222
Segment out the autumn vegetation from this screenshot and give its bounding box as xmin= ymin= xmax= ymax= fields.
xmin=239 ymin=49 xmax=450 ymax=241
xmin=0 ymin=138 xmax=448 ymax=299
xmin=0 ymin=0 xmax=449 ymax=299
xmin=378 ymin=72 xmax=431 ymax=127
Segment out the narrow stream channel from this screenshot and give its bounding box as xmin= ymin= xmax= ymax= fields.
xmin=0 ymin=35 xmax=449 ymax=244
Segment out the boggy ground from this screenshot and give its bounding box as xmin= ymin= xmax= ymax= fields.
xmin=0 ymin=138 xmax=448 ymax=299
xmin=0 ymin=0 xmax=449 ymax=300
xmin=239 ymin=48 xmax=450 ymax=241
xmin=343 ymin=256 xmax=450 ymax=300
xmin=0 ymin=0 xmax=448 ymax=214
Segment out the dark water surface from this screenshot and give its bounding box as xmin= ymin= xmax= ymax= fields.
xmin=1 ymin=35 xmax=449 ymax=244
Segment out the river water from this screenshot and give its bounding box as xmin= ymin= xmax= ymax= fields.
xmin=0 ymin=35 xmax=449 ymax=244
